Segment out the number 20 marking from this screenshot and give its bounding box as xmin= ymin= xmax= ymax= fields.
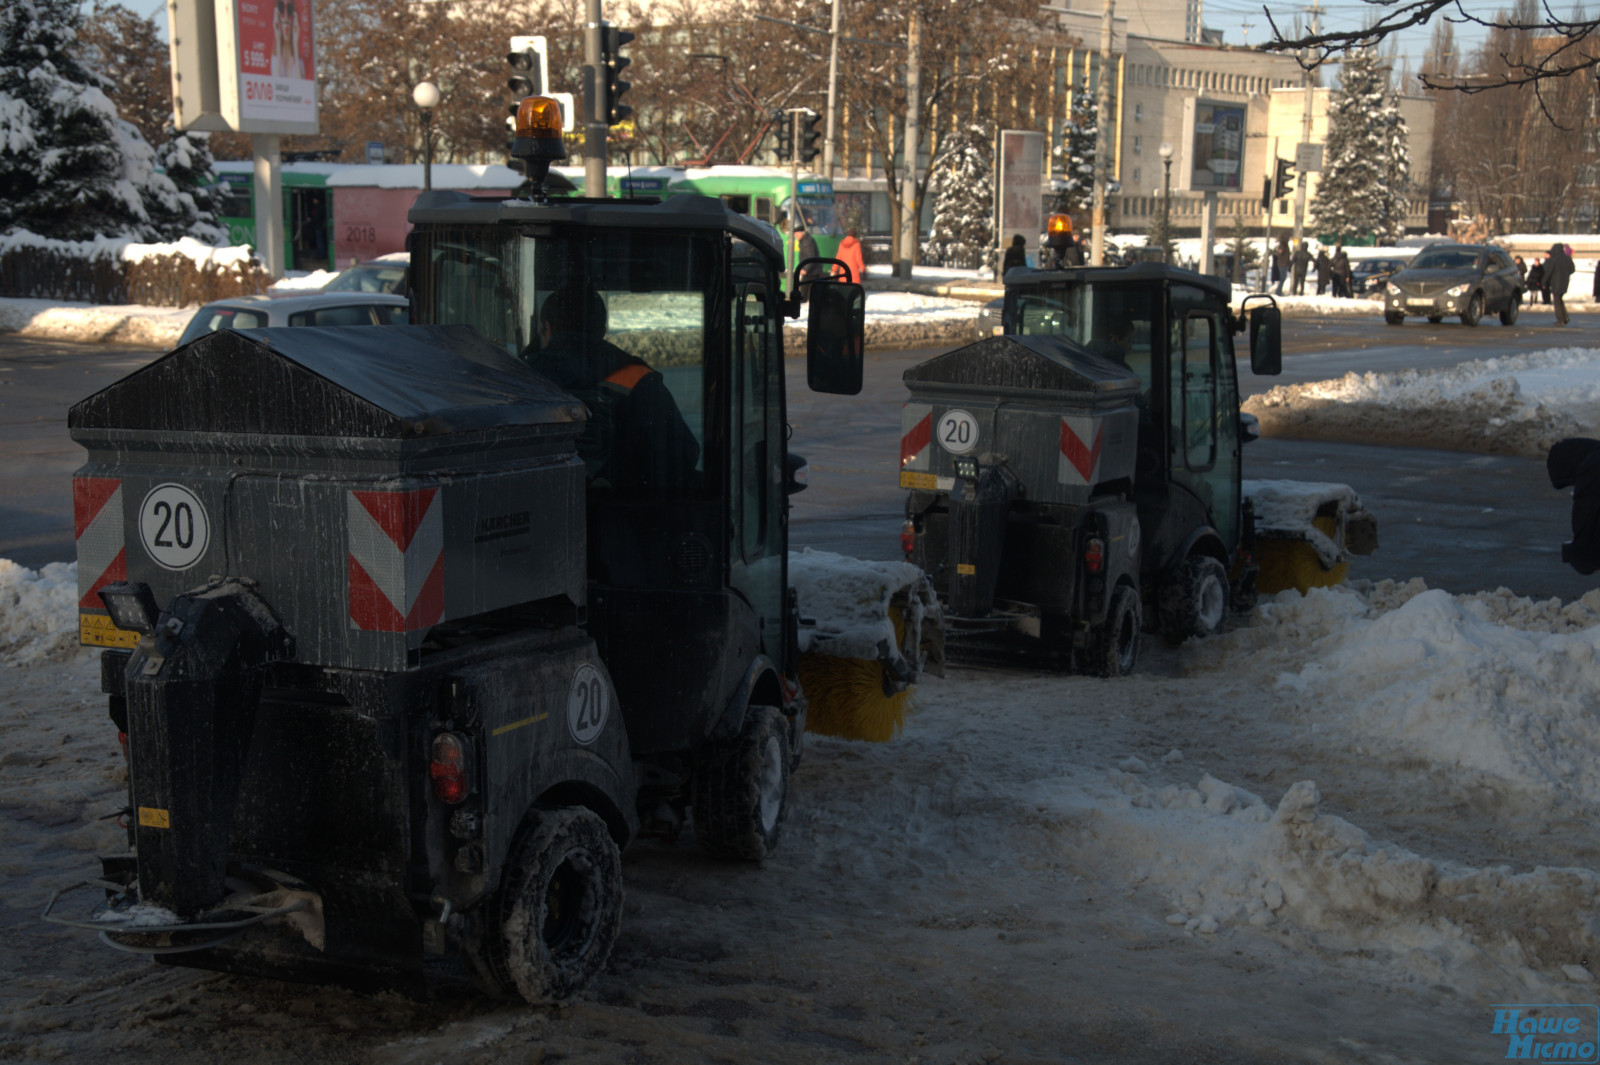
xmin=937 ymin=409 xmax=979 ymax=455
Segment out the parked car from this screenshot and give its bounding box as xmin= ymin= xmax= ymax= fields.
xmin=975 ymin=296 xmax=1004 ymax=339
xmin=321 ymin=252 xmax=409 ymax=295
xmin=1350 ymin=257 xmax=1409 ymax=295
xmin=1382 ymin=243 xmax=1523 ymax=327
xmin=177 ymin=292 xmax=410 ymax=346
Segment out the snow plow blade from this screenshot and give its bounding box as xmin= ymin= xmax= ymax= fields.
xmin=789 ymin=550 xmax=944 ymax=743
xmin=1245 ymin=480 xmax=1378 ymax=595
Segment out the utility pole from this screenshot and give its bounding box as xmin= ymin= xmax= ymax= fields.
xmin=583 ymin=0 xmax=605 ymax=197
xmin=790 ymin=109 xmax=801 ymax=294
xmin=824 ymin=0 xmax=843 ymax=179
xmin=1090 ymin=0 xmax=1113 ymax=266
xmin=898 ymin=8 xmax=922 ymax=278
xmin=1292 ymin=0 xmax=1319 ymax=246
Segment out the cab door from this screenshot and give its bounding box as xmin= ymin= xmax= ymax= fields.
xmin=1167 ymin=288 xmax=1241 ymax=552
xmin=728 ymin=240 xmax=787 ymax=661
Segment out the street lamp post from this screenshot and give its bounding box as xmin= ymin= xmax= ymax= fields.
xmin=413 ymin=81 xmax=441 ymax=191
xmin=1158 ymin=141 xmax=1174 ymax=261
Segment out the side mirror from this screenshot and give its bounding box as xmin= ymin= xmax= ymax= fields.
xmin=1249 ymin=304 xmax=1282 ymax=376
xmin=806 ymin=281 xmax=865 ymax=395
xmin=785 ymin=451 xmax=809 ymax=495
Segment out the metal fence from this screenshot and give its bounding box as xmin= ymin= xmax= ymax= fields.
xmin=0 ymin=246 xmax=270 ymax=306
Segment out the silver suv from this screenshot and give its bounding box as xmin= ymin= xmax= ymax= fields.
xmin=1383 ymin=243 xmax=1523 ymax=327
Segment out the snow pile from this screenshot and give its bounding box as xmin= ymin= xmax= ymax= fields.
xmin=0 ymin=297 xmax=191 ymax=347
xmin=0 ymin=560 xmax=86 ymax=667
xmin=1057 ymin=770 xmax=1600 ymax=993
xmin=1197 ymin=581 xmax=1600 ymax=806
xmin=1245 ymin=346 xmax=1600 ymax=455
xmin=861 ymin=291 xmax=983 ymax=321
xmin=0 ymin=231 xmax=250 ymax=269
xmin=268 ymin=270 xmax=338 ymax=294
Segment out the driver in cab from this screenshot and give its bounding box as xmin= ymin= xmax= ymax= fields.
xmin=527 ymin=283 xmax=699 ymax=498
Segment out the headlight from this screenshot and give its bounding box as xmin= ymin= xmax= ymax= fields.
xmin=1445 ymin=283 xmax=1469 ymax=297
xmin=1387 ymin=282 xmax=1402 ymax=295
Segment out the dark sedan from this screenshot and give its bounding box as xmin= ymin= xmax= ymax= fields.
xmin=1351 ymin=257 xmax=1409 ymax=295
xmin=1382 ymin=243 xmax=1523 ymax=326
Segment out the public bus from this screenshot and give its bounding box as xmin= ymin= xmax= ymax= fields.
xmin=211 ymin=161 xmax=338 ymax=272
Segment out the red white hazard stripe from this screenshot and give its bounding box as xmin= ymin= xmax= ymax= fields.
xmin=901 ymin=405 xmax=933 ymax=471
xmin=347 ymin=488 xmax=444 ymax=632
xmin=74 ymin=477 xmax=126 ymax=610
xmin=1058 ymin=416 xmax=1105 ymax=486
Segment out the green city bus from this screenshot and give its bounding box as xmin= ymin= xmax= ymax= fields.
xmin=210 ymin=162 xmax=337 ymax=272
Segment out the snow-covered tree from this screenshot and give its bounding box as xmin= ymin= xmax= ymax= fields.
xmin=1051 ymin=80 xmax=1118 ymax=213
xmin=924 ymin=125 xmax=994 ymax=268
xmin=1310 ymin=49 xmax=1411 ymax=244
xmin=155 ymin=130 xmax=227 ymax=245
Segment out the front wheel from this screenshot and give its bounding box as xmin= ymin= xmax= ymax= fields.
xmin=489 ymin=807 xmax=624 ymax=1005
xmin=1461 ymin=292 xmax=1483 ymax=327
xmin=1384 ymin=312 xmax=1404 ymax=326
xmin=693 ymin=705 xmax=789 ymax=860
xmin=1500 ymin=293 xmax=1521 ymax=325
xmin=1082 ymin=584 xmax=1141 ymax=677
xmin=1158 ymin=555 xmax=1229 ymax=645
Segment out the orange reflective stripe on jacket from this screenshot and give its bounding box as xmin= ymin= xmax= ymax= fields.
xmin=603 ymin=363 xmax=652 ymax=390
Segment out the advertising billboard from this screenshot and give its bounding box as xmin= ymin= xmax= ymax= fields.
xmin=996 ymin=130 xmax=1045 ymax=268
xmin=216 ymin=0 xmax=320 ymax=133
xmin=1183 ymin=100 xmax=1245 ymax=192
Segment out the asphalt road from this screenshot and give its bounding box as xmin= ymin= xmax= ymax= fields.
xmin=2 ymin=313 xmax=1594 ymax=601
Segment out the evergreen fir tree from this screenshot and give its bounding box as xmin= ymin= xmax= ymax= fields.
xmin=925 ymin=125 xmax=994 ymax=268
xmin=156 ymin=129 xmax=227 ymax=245
xmin=1051 ymin=81 xmax=1118 ymax=213
xmin=0 ymin=0 xmax=154 ymax=239
xmin=1310 ymin=48 xmax=1410 ymax=244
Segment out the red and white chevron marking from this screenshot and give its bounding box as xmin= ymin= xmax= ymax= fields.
xmin=74 ymin=477 xmax=125 ymax=610
xmin=347 ymin=488 xmax=444 ymax=633
xmin=1058 ymin=416 xmax=1105 ymax=486
xmin=900 ymin=404 xmax=933 ymax=470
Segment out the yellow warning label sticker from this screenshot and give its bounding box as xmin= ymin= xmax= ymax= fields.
xmin=80 ymin=612 xmax=139 ymax=649
xmin=956 ymin=563 xmax=977 ymax=576
xmin=901 ymin=471 xmax=938 ymax=490
xmin=137 ymin=807 xmax=170 ymax=829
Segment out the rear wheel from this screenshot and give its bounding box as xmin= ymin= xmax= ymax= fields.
xmin=1384 ymin=312 xmax=1404 ymax=326
xmin=1158 ymin=556 xmax=1228 ymax=645
xmin=693 ymin=705 xmax=789 ymax=860
xmin=1500 ymin=292 xmax=1521 ymax=325
xmin=487 ymin=807 xmax=623 ymax=1004
xmin=1461 ymin=291 xmax=1483 ymax=326
xmin=1083 ymin=584 xmax=1141 ymax=677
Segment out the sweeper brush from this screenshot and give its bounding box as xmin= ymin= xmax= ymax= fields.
xmin=1243 ymin=480 xmax=1379 ymax=596
xmin=789 ymin=550 xmax=944 ymax=742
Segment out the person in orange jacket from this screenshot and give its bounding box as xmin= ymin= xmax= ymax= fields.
xmin=837 ymin=227 xmax=867 ymax=287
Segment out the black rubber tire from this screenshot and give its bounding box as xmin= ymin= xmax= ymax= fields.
xmin=1157 ymin=555 xmax=1229 ymax=645
xmin=1461 ymin=292 xmax=1483 ymax=327
xmin=1083 ymin=584 xmax=1141 ymax=678
xmin=1384 ymin=312 xmax=1404 ymax=326
xmin=1500 ymin=293 xmax=1520 ymax=325
xmin=1426 ymin=315 xmax=1443 ymax=324
xmin=693 ymin=705 xmax=789 ymax=861
xmin=486 ymin=806 xmax=623 ymax=1005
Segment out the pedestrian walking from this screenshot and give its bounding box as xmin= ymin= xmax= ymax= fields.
xmin=1514 ymin=255 xmax=1526 ymax=280
xmin=1592 ymin=260 xmax=1600 ymax=304
xmin=1290 ymin=241 xmax=1312 ymax=296
xmin=1272 ymin=237 xmax=1290 ymax=295
xmin=1315 ymin=249 xmax=1331 ymax=295
xmin=1001 ymin=233 xmax=1027 ymax=277
xmin=837 ymin=227 xmax=867 ymax=286
xmin=1546 ymin=242 xmax=1575 ymax=324
xmin=1527 ymin=258 xmax=1546 ymax=305
xmin=1331 ymin=246 xmax=1352 ymax=298
xmin=792 ymin=222 xmax=820 ymax=301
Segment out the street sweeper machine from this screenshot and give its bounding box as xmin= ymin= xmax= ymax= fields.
xmin=44 ymin=100 xmax=941 ymax=1004
xmin=899 ymin=262 xmax=1375 ymax=675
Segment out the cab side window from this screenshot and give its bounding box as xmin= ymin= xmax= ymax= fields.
xmin=1171 ymin=312 xmax=1219 ymax=470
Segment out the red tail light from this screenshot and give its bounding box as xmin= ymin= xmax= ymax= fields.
xmin=900 ymin=520 xmax=916 ymax=557
xmin=1084 ymin=537 xmax=1105 ymax=574
xmin=117 ymin=730 xmax=128 ymax=761
xmin=430 ymin=732 xmax=470 ymax=804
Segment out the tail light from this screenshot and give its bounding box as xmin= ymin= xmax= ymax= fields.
xmin=117 ymin=730 xmax=128 ymax=761
xmin=1084 ymin=536 xmax=1105 ymax=574
xmin=430 ymin=732 xmax=471 ymax=804
xmin=900 ymin=520 xmax=916 ymax=557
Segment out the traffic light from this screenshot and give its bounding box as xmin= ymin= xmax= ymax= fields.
xmin=600 ymin=23 xmax=634 ymax=126
xmin=1274 ymin=157 xmax=1296 ymax=200
xmin=507 ymin=36 xmax=548 ymax=99
xmin=798 ymin=111 xmax=822 ymax=164
xmin=774 ymin=111 xmax=793 ymax=161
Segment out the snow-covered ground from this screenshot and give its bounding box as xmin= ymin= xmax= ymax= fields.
xmin=1248 ymin=345 xmax=1600 ymax=456
xmin=7 ymin=557 xmax=1600 ymax=1061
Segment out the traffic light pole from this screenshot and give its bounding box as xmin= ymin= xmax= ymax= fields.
xmin=583 ymin=0 xmax=606 ymax=197
xmin=790 ymin=110 xmax=800 ymax=296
